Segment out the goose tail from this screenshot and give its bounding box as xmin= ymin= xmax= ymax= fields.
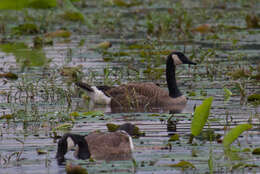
xmin=75 ymin=81 xmax=111 ymax=105
xmin=75 ymin=81 xmax=94 ymax=92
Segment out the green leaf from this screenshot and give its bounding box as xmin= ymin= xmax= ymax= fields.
xmin=191 ymin=97 xmax=213 ymax=136
xmin=82 ymin=111 xmax=104 ymax=117
xmin=106 ymin=123 xmax=120 ymax=132
xmin=0 ymin=42 xmax=48 ymax=67
xmin=167 ymin=160 xmax=196 ymax=169
xmin=0 ymin=0 xmax=28 ymax=10
xmin=53 ymin=123 xmax=73 ymax=131
xmin=0 ymin=0 xmax=56 ymax=10
xmin=223 ymin=124 xmax=252 ymax=148
xmin=252 ymin=147 xmax=260 ymax=155
xmin=224 ymin=87 xmax=232 ymax=102
xmin=168 ymin=134 xmax=180 ymax=141
xmin=27 ymin=0 xmax=57 ymax=9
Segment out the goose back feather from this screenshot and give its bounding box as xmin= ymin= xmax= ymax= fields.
xmin=85 ymin=131 xmax=132 ymax=160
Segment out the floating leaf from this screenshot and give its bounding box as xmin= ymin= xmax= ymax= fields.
xmin=252 ymin=148 xmax=260 ymax=155
xmin=191 ymin=97 xmax=213 ymax=136
xmin=60 ymin=11 xmax=85 ymax=22
xmin=27 ymin=0 xmax=56 ymax=9
xmin=106 ymin=123 xmax=120 ymax=132
xmin=82 ymin=111 xmax=104 ymax=117
xmin=33 ymin=36 xmax=53 ymax=48
xmin=167 ymin=160 xmax=196 ymax=169
xmin=0 ymin=42 xmax=48 ymax=67
xmin=247 ymin=94 xmax=260 ymax=102
xmin=12 ymin=23 xmax=39 ymax=35
xmin=45 ymin=30 xmax=71 ymax=38
xmin=0 ymin=0 xmax=56 ymax=10
xmin=36 ymin=148 xmax=47 ymax=155
xmin=108 ymin=0 xmax=142 ymax=7
xmin=192 ymin=24 xmax=213 ymax=33
xmin=70 ymin=112 xmax=80 ymax=117
xmin=62 ymin=0 xmax=92 ymax=28
xmin=53 ymin=123 xmax=73 ymax=131
xmin=0 ymin=114 xmax=13 ymax=119
xmin=231 ymin=162 xmax=259 ymax=171
xmin=246 ymin=14 xmax=260 ymax=28
xmin=59 ymin=65 xmax=83 ymax=78
xmin=94 ymin=41 xmax=112 ymax=50
xmin=148 ymin=113 xmax=160 ymax=117
xmin=223 ymin=124 xmax=252 ymax=148
xmin=168 ymin=134 xmax=180 ymax=141
xmin=0 ymin=72 xmax=18 ymax=80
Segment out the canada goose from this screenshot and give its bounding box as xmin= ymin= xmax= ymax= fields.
xmin=56 ymin=130 xmax=134 ymax=164
xmin=76 ymin=52 xmax=196 ymax=109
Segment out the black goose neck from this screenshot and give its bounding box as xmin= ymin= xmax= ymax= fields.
xmin=166 ymin=56 xmax=182 ymax=98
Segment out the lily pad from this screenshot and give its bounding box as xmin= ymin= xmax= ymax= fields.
xmin=252 ymin=148 xmax=260 ymax=155
xmin=82 ymin=111 xmax=104 ymax=117
xmin=166 ymin=160 xmax=196 ymax=169
xmin=53 ymin=123 xmax=73 ymax=131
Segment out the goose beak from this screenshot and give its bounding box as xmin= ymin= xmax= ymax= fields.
xmin=183 ymin=56 xmax=196 ymax=65
xmin=186 ymin=59 xmax=196 ymax=65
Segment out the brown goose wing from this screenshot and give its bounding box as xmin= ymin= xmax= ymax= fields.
xmin=107 ymin=82 xmax=168 ymax=106
xmin=85 ymin=131 xmax=132 ymax=160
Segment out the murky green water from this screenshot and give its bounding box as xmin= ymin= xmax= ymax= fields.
xmin=0 ymin=0 xmax=260 ymax=174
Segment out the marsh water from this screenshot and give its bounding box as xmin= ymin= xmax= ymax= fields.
xmin=0 ymin=0 xmax=260 ymax=174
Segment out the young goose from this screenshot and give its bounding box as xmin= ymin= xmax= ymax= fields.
xmin=76 ymin=52 xmax=196 ymax=108
xmin=56 ymin=130 xmax=134 ymax=164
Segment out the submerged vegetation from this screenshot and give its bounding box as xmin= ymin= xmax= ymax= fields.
xmin=0 ymin=0 xmax=259 ymax=174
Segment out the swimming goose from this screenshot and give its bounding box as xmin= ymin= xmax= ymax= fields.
xmin=56 ymin=130 xmax=133 ymax=164
xmin=76 ymin=52 xmax=196 ymax=109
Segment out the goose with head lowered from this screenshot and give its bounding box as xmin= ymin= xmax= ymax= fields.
xmin=76 ymin=52 xmax=196 ymax=111
xmin=56 ymin=125 xmax=134 ymax=164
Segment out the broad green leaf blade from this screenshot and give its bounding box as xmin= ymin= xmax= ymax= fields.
xmin=191 ymin=97 xmax=213 ymax=136
xmin=223 ymin=124 xmax=252 ymax=148
xmin=0 ymin=0 xmax=56 ymax=10
xmin=0 ymin=0 xmax=28 ymax=10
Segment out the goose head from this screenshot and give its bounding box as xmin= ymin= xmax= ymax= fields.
xmin=56 ymin=133 xmax=90 ymax=165
xmin=170 ymin=52 xmax=196 ymax=66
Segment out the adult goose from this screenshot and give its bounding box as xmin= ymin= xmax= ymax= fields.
xmin=76 ymin=52 xmax=196 ymax=110
xmin=56 ymin=128 xmax=134 ymax=164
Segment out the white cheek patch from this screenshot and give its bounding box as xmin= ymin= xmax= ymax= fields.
xmin=67 ymin=137 xmax=75 ymax=151
xmin=91 ymin=86 xmax=111 ymax=105
xmin=129 ymin=136 xmax=134 ymax=151
xmin=119 ymin=130 xmax=134 ymax=151
xmin=172 ymin=54 xmax=183 ymax=65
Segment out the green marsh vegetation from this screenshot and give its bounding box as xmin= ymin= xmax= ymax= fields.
xmin=0 ymin=0 xmax=259 ymax=173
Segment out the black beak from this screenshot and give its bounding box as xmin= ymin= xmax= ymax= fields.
xmin=184 ymin=57 xmax=196 ymax=65
xmin=187 ymin=60 xmax=196 ymax=65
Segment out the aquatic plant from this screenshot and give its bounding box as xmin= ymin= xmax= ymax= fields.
xmin=190 ymin=97 xmax=213 ymax=142
xmin=223 ymin=124 xmax=252 ymax=148
xmin=0 ymin=42 xmax=49 ymax=68
xmin=0 ymin=0 xmax=57 ymax=10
